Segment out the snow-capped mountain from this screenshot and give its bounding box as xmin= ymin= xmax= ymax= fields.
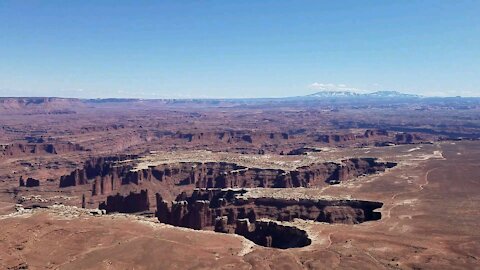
xmin=366 ymin=91 xmax=421 ymax=98
xmin=307 ymin=91 xmax=361 ymax=98
xmin=305 ymin=90 xmax=421 ymax=99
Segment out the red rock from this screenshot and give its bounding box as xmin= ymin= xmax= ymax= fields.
xmin=99 ymin=189 xmax=150 ymax=213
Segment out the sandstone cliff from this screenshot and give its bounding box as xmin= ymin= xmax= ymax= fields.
xmin=59 ymin=157 xmax=396 ymax=195
xmin=0 ymin=142 xmax=83 ymax=158
xmin=99 ymin=190 xmax=150 ymax=213
xmin=155 ymin=188 xmax=382 ymax=248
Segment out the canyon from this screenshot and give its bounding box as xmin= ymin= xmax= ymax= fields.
xmin=54 ymin=155 xmax=395 ymax=209
xmin=0 ymin=97 xmax=479 ymax=269
xmin=155 ymin=188 xmax=382 ymax=248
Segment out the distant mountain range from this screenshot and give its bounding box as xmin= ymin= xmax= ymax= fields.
xmin=0 ymin=91 xmax=475 ymax=112
xmin=305 ymin=90 xmax=421 ymax=99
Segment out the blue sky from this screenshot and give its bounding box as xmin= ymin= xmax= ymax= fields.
xmin=0 ymin=1 xmax=479 ymax=98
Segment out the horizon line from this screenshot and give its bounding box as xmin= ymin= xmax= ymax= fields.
xmin=0 ymin=94 xmax=477 ymax=100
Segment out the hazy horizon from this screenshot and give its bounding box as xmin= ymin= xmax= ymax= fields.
xmin=0 ymin=89 xmax=477 ymax=100
xmin=1 ymin=1 xmax=479 ymax=98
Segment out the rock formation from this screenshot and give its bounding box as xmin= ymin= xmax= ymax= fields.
xmin=235 ymin=220 xmax=311 ymax=249
xmin=0 ymin=142 xmax=83 ymax=158
xmin=155 ymin=188 xmax=382 ymax=248
xmin=157 ymin=189 xmax=383 ymax=228
xmin=59 ymin=155 xmax=136 ymax=188
xmin=364 ymin=129 xmax=389 ymax=138
xmin=59 ymin=157 xmax=396 ymax=192
xmin=395 ymin=133 xmax=424 ymax=144
xmin=25 ymin=178 xmax=40 ymax=187
xmin=19 ymin=177 xmax=40 ymax=187
xmin=99 ymin=190 xmax=150 ymax=213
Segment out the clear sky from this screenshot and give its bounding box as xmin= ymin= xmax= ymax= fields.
xmin=0 ymin=1 xmax=479 ymax=98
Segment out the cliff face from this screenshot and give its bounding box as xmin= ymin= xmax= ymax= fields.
xmin=156 ymin=188 xmax=382 ymax=248
xmin=19 ymin=177 xmax=40 ymax=187
xmin=315 ymin=134 xmax=357 ymax=143
xmin=48 ymin=144 xmax=394 ymax=249
xmin=174 ymin=129 xmax=398 ymax=146
xmin=59 ymin=157 xmax=396 ymax=191
xmin=59 ymin=155 xmax=136 ymax=188
xmin=57 ymin=156 xmax=394 ymax=217
xmin=99 ymin=190 xmax=150 ymax=213
xmin=175 ymin=131 xmax=290 ymax=144
xmin=234 ymin=219 xmax=311 ymax=249
xmin=0 ymin=142 xmax=83 ymax=158
xmin=153 ymin=129 xmax=425 ymax=154
xmin=395 ymin=133 xmax=424 ymax=144
xmin=156 ymin=189 xmax=383 ymax=228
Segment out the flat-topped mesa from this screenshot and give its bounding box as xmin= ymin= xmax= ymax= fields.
xmin=0 ymin=142 xmax=83 ymax=158
xmin=194 ymin=158 xmax=398 ymax=188
xmin=173 ymin=129 xmax=403 ymax=149
xmin=58 ymin=156 xmax=396 ymax=200
xmin=57 ymin=156 xmax=395 ymax=215
xmin=175 ymin=130 xmax=290 ymax=144
xmin=395 ymin=133 xmax=424 ymax=144
xmin=156 ymin=188 xmax=383 ymax=228
xmin=144 ymin=158 xmax=395 ymax=189
xmin=315 ymin=133 xmax=357 ymax=143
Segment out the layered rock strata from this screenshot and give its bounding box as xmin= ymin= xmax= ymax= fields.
xmin=59 ymin=157 xmax=396 ymax=192
xmin=0 ymin=142 xmax=83 ymax=158
xmin=234 ymin=219 xmax=311 ymax=249
xmin=157 ymin=189 xmax=382 ymax=228
xmin=155 ymin=188 xmax=382 ymax=248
